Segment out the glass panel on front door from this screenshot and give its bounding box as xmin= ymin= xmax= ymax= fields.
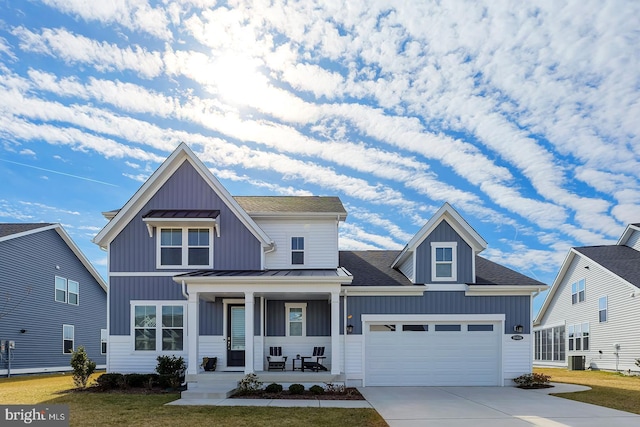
xmin=230 ymin=306 xmax=245 ymax=350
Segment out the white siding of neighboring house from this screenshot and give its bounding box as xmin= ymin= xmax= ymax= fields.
xmin=626 ymin=229 xmax=640 ymax=252
xmin=397 ymin=254 xmax=414 ymax=282
xmin=257 ymin=218 xmax=340 ymax=269
xmin=536 ymin=253 xmax=640 ymax=372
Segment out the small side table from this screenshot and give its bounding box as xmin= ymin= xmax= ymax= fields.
xmin=292 ymin=358 xmax=302 ymax=371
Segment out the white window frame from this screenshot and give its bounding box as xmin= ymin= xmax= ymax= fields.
xmin=285 ymin=302 xmax=307 ymax=337
xmin=55 ymin=276 xmax=67 ymax=303
xmin=101 ymin=329 xmax=107 ymax=354
xmin=68 ymin=280 xmax=79 ymax=306
xmin=568 ymin=322 xmax=589 ymax=351
xmin=599 ymin=296 xmax=608 ymax=323
xmin=534 ymin=325 xmax=565 ymax=362
xmin=63 ymin=324 xmax=74 ymax=354
xmin=571 ymin=279 xmax=585 ymax=304
xmin=431 ymin=242 xmax=457 ymax=281
xmin=130 ymin=302 xmax=187 ymax=353
xmin=291 ymin=236 xmax=305 ymax=266
xmin=156 ymin=227 xmax=214 ymax=269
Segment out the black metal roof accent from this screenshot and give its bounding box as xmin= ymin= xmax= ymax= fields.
xmin=142 ymin=209 xmax=220 ymax=219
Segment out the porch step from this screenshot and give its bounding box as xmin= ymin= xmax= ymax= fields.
xmin=182 ymin=377 xmax=241 ymax=400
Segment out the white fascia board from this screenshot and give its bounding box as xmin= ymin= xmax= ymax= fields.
xmin=533 ymin=320 xmax=565 ymax=331
xmin=176 ymin=281 xmax=344 ymax=294
xmin=174 ymin=274 xmax=353 ymax=287
xmin=617 ymin=224 xmax=640 ymax=245
xmin=341 ymin=285 xmax=427 ymax=296
xmin=534 ymin=249 xmax=576 ymax=325
xmin=466 ymin=285 xmax=548 ymax=296
xmin=53 ymin=224 xmax=108 ymax=291
xmin=93 ymin=143 xmax=273 ymax=249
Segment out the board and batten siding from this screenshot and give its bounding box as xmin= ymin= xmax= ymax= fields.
xmin=265 ymin=299 xmax=331 ymax=336
xmin=346 ymin=292 xmax=529 ymax=335
xmin=110 ymin=161 xmax=262 ymax=272
xmin=536 ymin=253 xmax=640 ymax=371
xmin=0 ymin=229 xmax=106 ymax=374
xmin=257 ymin=218 xmax=339 ymax=269
xmin=415 ymin=221 xmax=473 ymax=284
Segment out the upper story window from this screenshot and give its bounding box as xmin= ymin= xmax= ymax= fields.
xmin=158 ymin=227 xmax=212 ymax=268
xmin=55 ymin=276 xmax=79 ymax=305
xmin=431 ymin=242 xmax=457 ymax=281
xmin=291 ymin=237 xmax=304 ymax=265
xmin=285 ymin=303 xmax=306 ymax=336
xmin=571 ymin=279 xmax=585 ymax=304
xmin=599 ymin=296 xmax=608 ymax=322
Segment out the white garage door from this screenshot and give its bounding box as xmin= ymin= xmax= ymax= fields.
xmin=364 ymin=321 xmax=501 ymax=386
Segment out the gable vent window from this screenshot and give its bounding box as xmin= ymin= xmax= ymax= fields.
xmin=431 ymin=242 xmax=457 ymax=281
xmin=291 ymin=237 xmax=304 ymax=265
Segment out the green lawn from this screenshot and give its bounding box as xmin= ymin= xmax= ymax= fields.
xmin=535 ymin=367 xmax=640 ymax=415
xmin=0 ymin=373 xmax=387 ymax=427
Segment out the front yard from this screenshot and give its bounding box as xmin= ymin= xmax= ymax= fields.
xmin=0 ymin=373 xmax=386 ymax=427
xmin=535 ymin=367 xmax=640 ymax=415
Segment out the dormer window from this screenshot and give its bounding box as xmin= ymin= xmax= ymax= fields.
xmin=291 ymin=237 xmax=304 ymax=265
xmin=431 ymin=242 xmax=457 ymax=281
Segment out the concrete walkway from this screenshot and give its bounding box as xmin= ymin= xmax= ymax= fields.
xmin=359 ymin=383 xmax=640 ymax=427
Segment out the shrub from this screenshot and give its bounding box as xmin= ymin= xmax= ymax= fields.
xmin=236 ymin=373 xmax=263 ymax=395
xmin=155 ymin=355 xmax=186 ymax=389
xmin=264 ymin=383 xmax=283 ymax=393
xmin=324 ymin=383 xmax=345 ymax=394
xmin=125 ymin=373 xmax=153 ymax=388
xmin=513 ymin=373 xmax=551 ymax=388
xmin=95 ymin=373 xmax=125 ymax=390
xmin=288 ymin=383 xmax=305 ymax=395
xmin=70 ymin=346 xmax=96 ymax=389
xmin=309 ymin=385 xmax=324 ymax=395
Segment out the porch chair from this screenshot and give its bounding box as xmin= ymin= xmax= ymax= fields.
xmin=267 ymin=346 xmax=288 ymax=371
xmin=301 ymin=346 xmax=328 ymax=371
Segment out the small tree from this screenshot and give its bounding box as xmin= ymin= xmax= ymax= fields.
xmin=70 ymin=346 xmax=96 ymax=388
xmin=156 ymin=355 xmax=186 ymax=389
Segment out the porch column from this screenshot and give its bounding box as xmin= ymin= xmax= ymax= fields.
xmin=244 ymin=291 xmax=255 ymax=374
xmin=187 ymin=291 xmax=199 ymax=376
xmin=330 ymin=290 xmax=340 ymax=375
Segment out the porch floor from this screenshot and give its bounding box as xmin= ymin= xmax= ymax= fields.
xmin=181 ymin=371 xmax=346 ymax=401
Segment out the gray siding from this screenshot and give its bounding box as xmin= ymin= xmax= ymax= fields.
xmin=415 ymin=220 xmax=473 ymax=284
xmin=110 ymin=160 xmax=262 ymax=272
xmin=0 ymin=229 xmax=106 ymax=370
xmin=266 ymin=300 xmax=331 ymax=336
xmin=347 ymin=291 xmax=529 ymax=334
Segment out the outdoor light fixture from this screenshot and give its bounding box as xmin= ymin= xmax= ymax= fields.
xmin=20 ymin=329 xmax=26 ymax=334
xmin=513 ymin=324 xmax=524 ymax=333
xmin=347 ymin=324 xmax=354 ymax=334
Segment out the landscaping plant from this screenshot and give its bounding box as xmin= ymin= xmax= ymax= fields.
xmin=513 ymin=372 xmax=551 ymax=388
xmin=155 ymin=355 xmax=186 ymax=389
xmin=236 ymin=373 xmax=263 ymax=395
xmin=70 ymin=346 xmax=96 ymax=389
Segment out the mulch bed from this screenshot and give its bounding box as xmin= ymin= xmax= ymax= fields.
xmin=232 ymin=387 xmax=365 ymax=400
xmin=517 ymin=384 xmax=554 ymax=389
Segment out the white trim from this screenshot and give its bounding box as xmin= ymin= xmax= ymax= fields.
xmin=340 ymin=285 xmax=426 ymax=296
xmin=285 ymin=302 xmax=307 ymax=337
xmin=155 ymin=227 xmax=214 ymax=269
xmin=290 ymin=235 xmax=306 ymax=266
xmin=0 ymin=365 xmax=106 ymax=376
xmin=466 ymin=285 xmax=547 ymax=296
xmin=431 ymin=241 xmax=457 ymax=282
xmin=62 ymin=324 xmax=74 ymax=354
xmin=617 ymin=223 xmax=640 ymax=245
xmin=533 ymin=320 xmax=565 ymax=331
xmin=130 ymin=301 xmax=188 ymax=354
xmin=362 ymin=313 xmax=506 ymax=322
xmin=176 ymin=271 xmax=352 ymax=286
xmin=101 ymin=328 xmax=108 ymax=355
xmin=222 ymin=298 xmax=245 ymax=370
xmin=426 ymin=284 xmax=467 ymax=291
xmin=598 ymin=295 xmax=608 ymax=323
xmin=55 ymin=276 xmax=67 ymax=303
xmin=68 ymin=279 xmax=79 ymax=306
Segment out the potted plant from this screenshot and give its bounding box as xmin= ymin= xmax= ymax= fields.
xmin=201 ymin=357 xmax=217 ymax=372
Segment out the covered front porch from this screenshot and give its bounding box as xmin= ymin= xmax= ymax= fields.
xmin=175 ymin=269 xmax=353 ymax=381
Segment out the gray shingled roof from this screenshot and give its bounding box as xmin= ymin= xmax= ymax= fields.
xmin=339 ymin=250 xmax=546 ymax=286
xmin=575 ymin=245 xmax=640 ymax=288
xmin=234 ymin=196 xmax=346 ymax=215
xmin=0 ymin=223 xmax=53 ymax=239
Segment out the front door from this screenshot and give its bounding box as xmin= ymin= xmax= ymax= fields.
xmin=227 ymin=304 xmax=245 ymax=367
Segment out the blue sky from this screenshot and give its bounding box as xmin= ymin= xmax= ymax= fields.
xmin=1 ymin=1 xmax=639 ymax=316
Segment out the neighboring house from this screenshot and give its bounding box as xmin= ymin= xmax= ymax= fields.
xmin=0 ymin=223 xmax=107 ymax=375
xmin=534 ymin=224 xmax=640 ymax=372
xmin=93 ymin=143 xmax=547 ymax=386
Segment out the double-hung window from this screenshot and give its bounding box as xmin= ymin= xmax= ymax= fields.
xmin=101 ymin=329 xmax=107 ymax=354
xmin=133 ymin=303 xmax=185 ymax=351
xmin=291 ymin=237 xmax=304 ymax=265
xmin=63 ymin=324 xmax=74 ymax=354
xmin=55 ymin=276 xmax=79 ymax=305
xmin=599 ymin=296 xmax=608 ymax=322
xmin=571 ymin=279 xmax=585 ymax=304
xmin=431 ymin=242 xmax=457 ymax=281
xmin=285 ymin=303 xmax=306 ymax=336
xmin=159 ymin=227 xmax=212 ymax=268
xmin=568 ymin=323 xmax=589 ymax=351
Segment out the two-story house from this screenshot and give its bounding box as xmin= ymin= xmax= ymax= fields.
xmin=93 ymin=143 xmax=547 ymax=387
xmin=534 ymin=224 xmax=640 ymax=372
xmin=0 ymin=223 xmax=107 ymax=375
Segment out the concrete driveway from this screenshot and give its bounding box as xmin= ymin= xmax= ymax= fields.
xmin=359 ymin=384 xmax=640 ymax=426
